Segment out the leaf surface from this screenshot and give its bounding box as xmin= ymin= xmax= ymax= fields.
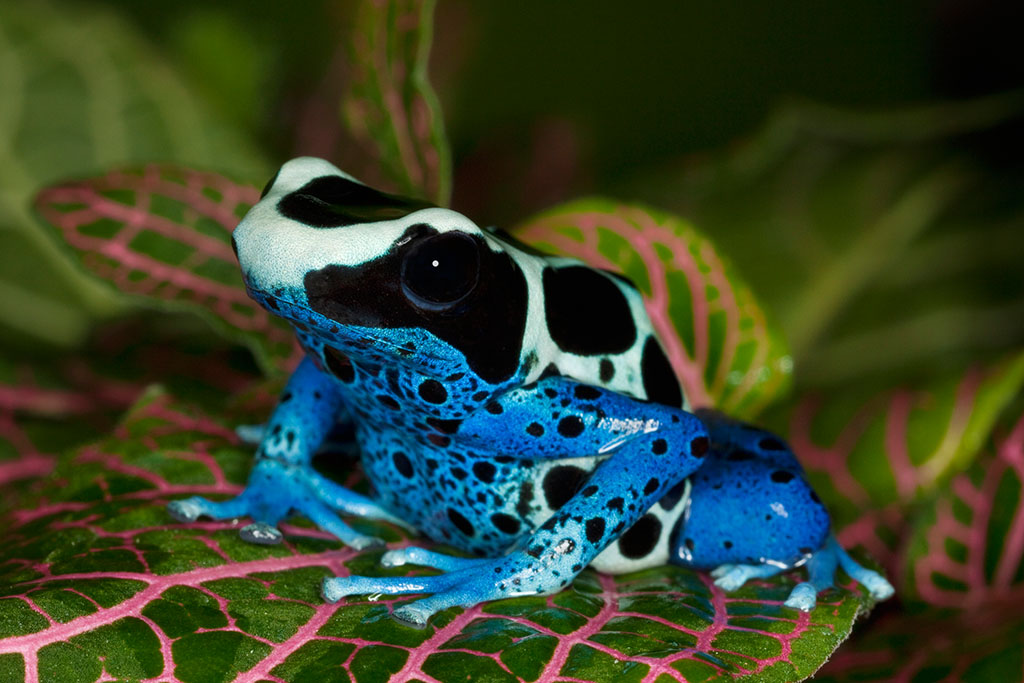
xmin=904 ymin=409 xmax=1024 ymax=608
xmin=779 ymin=352 xmax=1024 ymax=571
xmin=517 ymin=198 xmax=792 ymax=419
xmin=35 ymin=165 xmax=301 ymax=376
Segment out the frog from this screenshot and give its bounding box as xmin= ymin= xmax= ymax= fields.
xmin=168 ymin=157 xmax=894 ymax=627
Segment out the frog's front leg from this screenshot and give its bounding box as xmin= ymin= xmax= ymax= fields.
xmin=168 ymin=357 xmax=403 ymax=548
xmin=322 ymin=377 xmax=709 ymax=627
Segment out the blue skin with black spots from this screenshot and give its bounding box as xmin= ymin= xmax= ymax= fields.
xmin=168 ymin=157 xmax=893 ymax=626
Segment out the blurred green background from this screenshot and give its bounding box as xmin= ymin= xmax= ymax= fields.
xmin=2 ymin=0 xmax=1023 ymax=394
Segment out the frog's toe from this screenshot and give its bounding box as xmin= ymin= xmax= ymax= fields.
xmin=240 ymin=521 xmax=283 ymax=545
xmin=321 ymin=572 xmax=459 ymax=604
xmin=349 ymin=535 xmax=387 ymax=552
xmin=860 ymin=572 xmax=895 ymax=600
xmin=167 ymin=495 xmax=251 ymax=523
xmin=390 ymin=602 xmax=435 ymax=629
xmin=234 ymin=423 xmax=265 ymax=445
xmin=381 ymin=546 xmax=486 ymax=572
xmin=167 ymin=497 xmax=204 ymax=523
xmin=711 ymin=563 xmax=785 ymax=592
xmin=784 ymin=582 xmax=819 ymax=611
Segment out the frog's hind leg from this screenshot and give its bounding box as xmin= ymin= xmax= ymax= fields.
xmin=710 ymin=562 xmax=787 ymax=591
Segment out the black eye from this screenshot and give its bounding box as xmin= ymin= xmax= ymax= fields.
xmin=401 ymin=232 xmax=481 ymax=308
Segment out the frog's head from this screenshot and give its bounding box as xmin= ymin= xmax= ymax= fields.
xmin=233 ymin=157 xmax=535 ymax=386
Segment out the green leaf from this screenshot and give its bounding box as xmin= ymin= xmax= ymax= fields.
xmin=776 ymin=352 xmax=1024 ymax=571
xmin=0 ymin=388 xmax=878 ymax=682
xmin=813 ymin=608 xmax=1024 ymax=682
xmin=0 ymin=1 xmax=268 ymax=348
xmin=342 ymin=0 xmax=452 ymax=206
xmin=628 ymin=95 xmax=1024 ymax=389
xmin=517 ymin=198 xmax=792 ymax=419
xmin=903 ymin=409 xmax=1024 ymax=608
xmin=34 ymin=165 xmax=300 ymax=377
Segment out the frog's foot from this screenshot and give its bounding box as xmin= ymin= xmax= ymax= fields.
xmin=710 ymin=535 xmax=894 ymax=611
xmin=322 ymin=549 xmax=560 ymax=629
xmin=167 ymin=457 xmax=404 ymax=549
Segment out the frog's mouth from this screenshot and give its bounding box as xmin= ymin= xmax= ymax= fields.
xmin=246 ymin=285 xmax=457 ymax=373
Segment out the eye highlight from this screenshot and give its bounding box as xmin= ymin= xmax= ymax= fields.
xmin=401 ymin=232 xmax=482 ymax=309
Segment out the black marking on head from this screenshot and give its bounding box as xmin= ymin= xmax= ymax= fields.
xmin=651 ymin=438 xmax=668 ymax=455
xmin=418 ymin=380 xmax=447 ymax=404
xmin=323 ymin=347 xmax=355 ymax=383
xmin=427 ymin=434 xmax=450 ymax=447
xmin=771 ymin=470 xmax=796 ymax=484
xmin=392 ymin=452 xmax=413 ymax=478
xmin=485 ymin=401 xmax=503 ymax=415
xmin=557 ymin=416 xmax=585 ymax=438
xmin=690 ymin=436 xmax=709 ymax=458
xmin=543 ymin=466 xmax=588 ymax=510
xmin=491 ymin=513 xmax=521 ymax=534
xmin=641 ymin=337 xmax=683 ymax=407
xmin=643 ymin=477 xmax=660 ymax=496
xmin=543 ymin=266 xmax=637 ymax=355
xmin=574 ymin=385 xmax=602 ymax=401
xmin=517 ymin=482 xmax=534 ymax=517
xmin=304 ymin=225 xmax=529 ymax=383
xmin=526 ymin=422 xmax=545 ymax=437
xmin=472 ymin=461 xmax=496 ymax=483
xmin=759 ymin=437 xmax=786 ymax=451
xmin=447 ymin=508 xmax=475 ymax=536
xmin=599 ymin=359 xmax=615 ymax=383
xmin=277 ymin=175 xmax=433 ymax=228
xmin=581 ymin=485 xmax=598 ymax=497
xmin=586 ymin=517 xmax=606 ymax=544
xmin=451 ymin=467 xmax=467 ymax=480
xmin=619 ymin=514 xmax=662 ymax=559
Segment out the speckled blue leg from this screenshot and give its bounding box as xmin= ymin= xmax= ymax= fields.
xmin=168 ymin=357 xmax=397 ymax=546
xmin=322 ymin=377 xmax=709 ymax=627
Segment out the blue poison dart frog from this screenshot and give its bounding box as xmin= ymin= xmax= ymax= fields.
xmin=168 ymin=157 xmax=894 ymax=627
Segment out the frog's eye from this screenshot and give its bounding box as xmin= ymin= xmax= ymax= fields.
xmin=401 ymin=232 xmax=481 ymax=309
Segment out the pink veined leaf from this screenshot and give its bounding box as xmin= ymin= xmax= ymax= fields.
xmin=342 ymin=0 xmax=452 ymax=206
xmin=34 ymin=164 xmax=303 ymax=377
xmin=0 ymin=389 xmax=878 ymax=683
xmin=903 ymin=410 xmax=1024 ymax=609
xmin=782 ymin=351 xmax=1024 ymax=576
xmin=516 ymin=198 xmax=792 ymax=420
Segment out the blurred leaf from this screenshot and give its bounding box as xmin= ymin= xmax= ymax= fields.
xmin=35 ymin=164 xmax=301 ymax=377
xmin=0 ymin=388 xmax=880 ymax=682
xmin=628 ymin=95 xmax=1024 ymax=389
xmin=0 ymin=0 xmax=268 ymax=348
xmin=904 ymin=410 xmax=1024 ymax=608
xmin=342 ymin=0 xmax=451 ymax=205
xmin=776 ymin=351 xmax=1024 ymax=572
xmin=814 ymin=608 xmax=1024 ymax=682
xmin=517 ymin=199 xmax=792 ymax=419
